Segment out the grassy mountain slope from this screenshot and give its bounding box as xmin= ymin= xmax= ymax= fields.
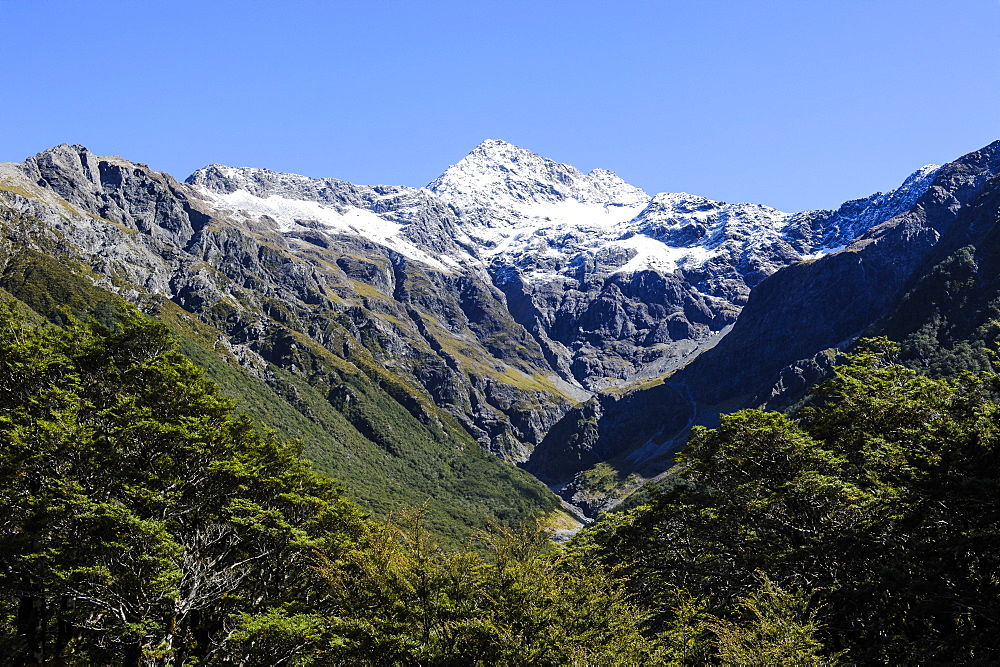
xmin=0 ymin=244 xmax=564 ymax=542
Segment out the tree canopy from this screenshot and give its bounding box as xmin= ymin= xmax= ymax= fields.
xmin=578 ymin=339 xmax=1000 ymax=663
xmin=3 ymin=298 xmax=998 ymax=663
xmin=0 ymin=304 xmax=661 ymax=664
xmin=0 ymin=303 xmax=369 ymax=662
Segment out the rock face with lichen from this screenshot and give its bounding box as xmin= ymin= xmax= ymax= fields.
xmin=0 ymin=139 xmax=955 ymax=519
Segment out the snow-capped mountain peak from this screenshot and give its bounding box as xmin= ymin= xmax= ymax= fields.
xmin=427 ymin=140 xmax=649 ymax=215
xmin=185 ymin=142 xmax=942 ymax=319
xmin=419 ymin=141 xmax=945 ymax=316
xmin=426 ymin=140 xmax=651 ymax=261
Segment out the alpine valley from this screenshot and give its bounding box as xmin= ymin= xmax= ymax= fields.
xmin=5 ymin=137 xmax=1000 ymax=531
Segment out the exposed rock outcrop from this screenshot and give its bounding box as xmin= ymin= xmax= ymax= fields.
xmin=0 ymin=138 xmax=962 ymax=518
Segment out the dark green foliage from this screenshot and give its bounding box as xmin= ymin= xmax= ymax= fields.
xmin=0 ymin=248 xmax=560 ymax=545
xmin=0 ymin=302 xmax=663 ymax=664
xmin=0 ymin=303 xmax=367 ymax=662
xmin=578 ymin=339 xmax=1000 ymax=663
xmin=0 ymin=250 xmax=124 ymax=327
xmin=883 ymin=245 xmax=1000 ymax=376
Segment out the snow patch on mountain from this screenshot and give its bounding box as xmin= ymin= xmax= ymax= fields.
xmin=189 ymin=141 xmax=942 ymax=310
xmin=426 ymin=140 xmax=942 ymax=305
xmin=200 ymin=187 xmax=452 ymax=272
xmin=787 ymin=164 xmax=941 ymax=256
xmin=614 ymin=236 xmax=713 ymax=275
xmin=188 ymin=164 xmax=459 ymax=272
xmin=427 ymin=140 xmax=649 ymax=242
xmin=467 ymin=198 xmax=647 ymax=257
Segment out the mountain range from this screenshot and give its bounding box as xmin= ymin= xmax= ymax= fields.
xmin=2 ymin=137 xmax=998 ymax=527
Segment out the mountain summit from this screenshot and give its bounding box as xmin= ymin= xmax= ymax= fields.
xmin=428 ymin=139 xmax=648 ymax=222
xmin=0 ymin=138 xmax=970 ymax=519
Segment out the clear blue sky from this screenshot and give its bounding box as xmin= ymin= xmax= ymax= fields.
xmin=2 ymin=0 xmax=999 ymax=211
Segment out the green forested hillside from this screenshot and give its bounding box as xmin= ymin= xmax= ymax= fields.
xmin=0 ymin=302 xmax=653 ymax=663
xmin=881 ymin=245 xmax=1000 ymax=377
xmin=579 ymin=339 xmax=1000 ymax=663
xmin=0 ymin=250 xmax=564 ymax=543
xmin=2 ymin=293 xmax=997 ymax=663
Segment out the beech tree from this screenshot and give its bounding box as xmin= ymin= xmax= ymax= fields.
xmin=302 ymin=514 xmax=665 ymax=665
xmin=580 ymin=339 xmax=1000 ymax=663
xmin=7 ymin=297 xmax=997 ymax=663
xmin=0 ymin=303 xmax=662 ymax=665
xmin=0 ymin=303 xmax=366 ymax=663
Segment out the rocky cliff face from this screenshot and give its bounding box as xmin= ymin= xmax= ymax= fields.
xmin=428 ymin=140 xmax=938 ymax=390
xmin=552 ymin=140 xmax=1000 ymax=504
xmin=2 ymin=145 xmax=579 ymax=468
xmin=0 ymin=139 xmax=956 ymax=518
